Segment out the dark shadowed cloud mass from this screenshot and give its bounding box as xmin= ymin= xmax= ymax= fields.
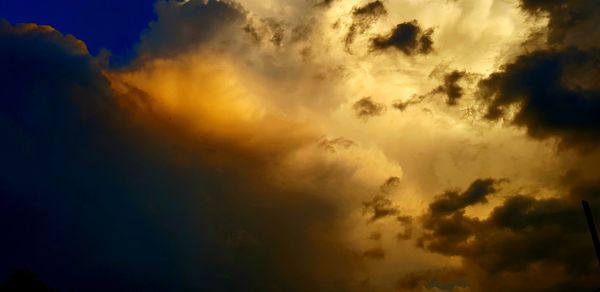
xmin=414 ymin=178 xmax=600 ymax=291
xmin=0 ymin=20 xmax=364 ymax=291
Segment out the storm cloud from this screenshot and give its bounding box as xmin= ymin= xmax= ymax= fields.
xmin=0 ymin=20 xmax=366 ymax=291
xmin=415 ymin=178 xmax=600 ymax=291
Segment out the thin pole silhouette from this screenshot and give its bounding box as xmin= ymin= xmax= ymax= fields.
xmin=582 ymin=200 xmax=600 ymax=268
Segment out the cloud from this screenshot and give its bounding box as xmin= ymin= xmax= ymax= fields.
xmin=344 ymin=1 xmax=388 ymax=51
xmin=318 ymin=136 xmax=356 ymax=153
xmin=392 ymin=95 xmax=426 ymax=112
xmin=352 ymin=97 xmax=386 ymax=120
xmin=372 ymin=20 xmax=434 ymax=55
xmin=434 ymin=70 xmax=467 ymax=106
xmin=520 ymin=0 xmax=600 ymax=48
xmin=473 ymin=0 xmax=600 ymax=149
xmin=6 ymin=0 xmax=600 ymax=290
xmin=0 ymin=20 xmax=370 ymax=291
xmin=363 ymin=195 xmax=399 ymax=223
xmin=429 ymin=178 xmax=498 ymax=216
xmin=477 ymin=48 xmax=600 ymax=149
xmin=415 ymin=178 xmax=600 ymax=291
xmin=137 ymin=0 xmax=245 ymax=58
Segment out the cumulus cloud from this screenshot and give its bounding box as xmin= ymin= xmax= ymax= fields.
xmin=363 ymin=195 xmax=399 ymax=223
xmin=428 ymin=178 xmax=498 ymax=216
xmin=137 ymin=0 xmax=245 ymax=58
xmin=6 ymin=0 xmax=600 ymax=291
xmin=0 ymin=20 xmax=373 ymax=291
xmin=474 ymin=0 xmax=600 ymax=149
xmin=478 ymin=48 xmax=600 ymax=148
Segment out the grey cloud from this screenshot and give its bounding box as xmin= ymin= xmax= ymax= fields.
xmin=137 ymin=0 xmax=245 ymax=58
xmin=429 ymin=178 xmax=498 ymax=216
xmin=372 ymin=20 xmax=434 ymax=55
xmin=0 ymin=21 xmax=365 ymax=291
xmin=353 ymin=97 xmax=386 ymax=120
xmin=415 ymin=178 xmax=600 ymax=291
xmin=363 ymin=195 xmax=399 ymax=223
xmin=345 ymin=1 xmax=387 ymax=51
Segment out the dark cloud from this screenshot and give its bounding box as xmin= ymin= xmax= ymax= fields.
xmin=472 ymin=0 xmax=600 ymax=149
xmin=434 ymin=70 xmax=466 ymax=106
xmin=0 ymin=21 xmax=364 ymax=291
xmin=520 ymin=0 xmax=600 ymax=48
xmin=363 ymin=195 xmax=399 ymax=223
xmin=429 ymin=178 xmax=498 ymax=216
xmin=372 ymin=20 xmax=434 ymax=55
xmin=137 ymin=0 xmax=245 ymax=58
xmin=345 ymin=1 xmax=387 ymax=51
xmin=353 ymin=97 xmax=386 ymax=120
xmin=392 ymin=95 xmax=425 ymax=112
xmin=478 ymin=48 xmax=600 ymax=148
xmin=415 ymin=178 xmax=600 ymax=291
xmin=380 ymin=176 xmax=401 ymax=194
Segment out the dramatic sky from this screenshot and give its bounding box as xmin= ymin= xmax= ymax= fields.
xmin=2 ymin=0 xmax=600 ymax=291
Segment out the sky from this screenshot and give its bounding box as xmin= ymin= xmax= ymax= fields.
xmin=1 ymin=0 xmax=600 ymax=291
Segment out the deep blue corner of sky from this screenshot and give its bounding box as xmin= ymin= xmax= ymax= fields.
xmin=0 ymin=0 xmax=157 ymax=60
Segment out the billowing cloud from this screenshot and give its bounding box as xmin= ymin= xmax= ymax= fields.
xmin=473 ymin=0 xmax=600 ymax=150
xmin=4 ymin=0 xmax=600 ymax=291
xmin=0 ymin=20 xmax=378 ymax=291
xmin=415 ymin=178 xmax=600 ymax=291
xmin=478 ymin=48 xmax=600 ymax=148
